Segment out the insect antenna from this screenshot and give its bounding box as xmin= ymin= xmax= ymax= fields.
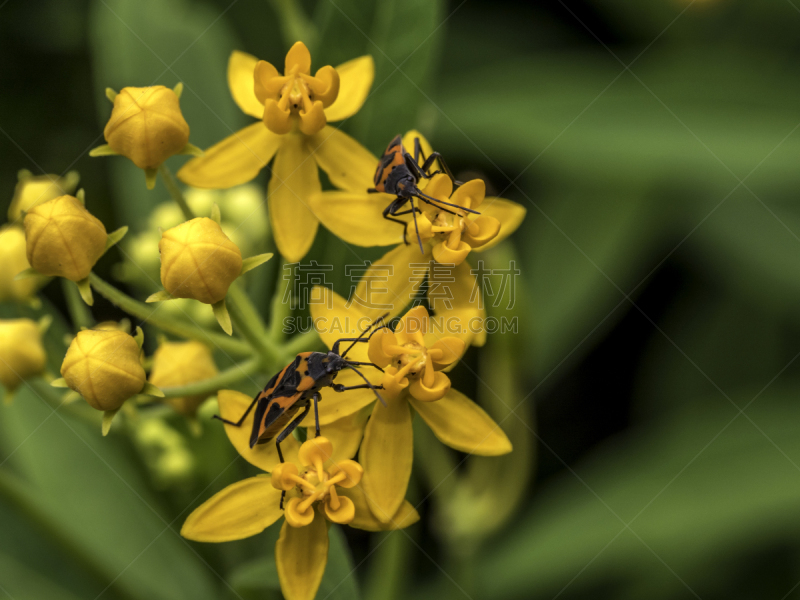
xmin=342 ymin=361 xmax=387 ymax=406
xmin=416 ymin=190 xmax=480 ymax=215
xmin=340 ymin=313 xmax=390 ymax=359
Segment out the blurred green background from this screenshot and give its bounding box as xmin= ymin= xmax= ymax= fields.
xmin=3 ymin=0 xmax=800 ymax=598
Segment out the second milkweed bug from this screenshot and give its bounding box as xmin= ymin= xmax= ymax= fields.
xmin=215 ymin=315 xmax=387 ymax=478
xmin=368 ymin=134 xmax=480 ymax=252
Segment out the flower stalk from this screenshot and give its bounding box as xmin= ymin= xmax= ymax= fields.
xmin=157 ymin=355 xmax=261 ymax=399
xmin=88 ymin=273 xmax=251 ymax=356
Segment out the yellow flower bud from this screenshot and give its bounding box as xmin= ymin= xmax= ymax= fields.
xmin=8 ymin=171 xmax=79 ymax=222
xmin=60 ymin=329 xmax=146 ymax=411
xmin=24 ymin=195 xmax=108 ymax=281
xmin=159 ymin=217 xmax=242 ymax=304
xmin=104 ymin=86 xmax=190 ymax=170
xmin=149 ymin=340 xmax=218 ymax=415
xmin=0 ymin=319 xmax=46 ymax=391
xmin=0 ymin=225 xmax=45 ymax=303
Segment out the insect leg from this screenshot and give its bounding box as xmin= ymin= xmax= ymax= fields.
xmin=312 ymin=392 xmax=321 ymax=438
xmin=275 ymin=401 xmax=312 ymax=463
xmin=333 ymin=383 xmax=385 ymax=392
xmin=213 ymin=393 xmax=260 ymax=427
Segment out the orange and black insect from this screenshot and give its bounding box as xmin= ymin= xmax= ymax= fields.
xmin=368 ymin=135 xmax=479 ymax=252
xmin=215 ymin=315 xmax=387 ymax=465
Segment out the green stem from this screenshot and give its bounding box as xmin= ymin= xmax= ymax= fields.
xmin=226 ymin=282 xmax=283 ymax=368
xmin=158 ymin=164 xmax=195 ymax=221
xmin=282 ymin=328 xmax=323 ymax=358
xmin=89 ymin=273 xmax=251 ymax=356
xmin=61 ymin=278 xmax=93 ymax=330
xmin=29 ymin=377 xmax=102 ymax=427
xmin=363 ymin=531 xmax=410 ymax=600
xmin=269 ymin=0 xmax=318 ymax=53
xmin=159 ymin=356 xmax=262 ymax=399
xmin=0 ymin=469 xmax=141 ymax=600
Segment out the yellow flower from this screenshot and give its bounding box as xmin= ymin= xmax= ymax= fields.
xmin=368 ymin=306 xmax=462 ymax=402
xmin=270 ymin=437 xmax=361 ymax=527
xmin=158 ymin=217 xmax=242 ymax=305
xmin=90 ymin=85 xmax=199 ymax=189
xmin=24 ymin=195 xmax=107 ymax=282
xmin=60 ymin=329 xmax=146 ymax=411
xmin=182 ymin=435 xmax=419 ymax=600
xmin=311 ymin=290 xmax=513 ymax=523
xmin=0 ymin=319 xmax=46 ymax=394
xmin=8 ymin=169 xmax=79 ymax=223
xmin=148 ymin=340 xmax=218 ymax=416
xmin=307 ymin=130 xmax=525 ymax=345
xmin=0 ymin=225 xmax=46 ymax=304
xmin=177 ymin=42 xmax=377 ymax=262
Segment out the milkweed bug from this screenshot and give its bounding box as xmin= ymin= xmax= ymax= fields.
xmin=215 ymin=315 xmax=387 ymax=469
xmin=369 ymin=134 xmax=479 ymax=252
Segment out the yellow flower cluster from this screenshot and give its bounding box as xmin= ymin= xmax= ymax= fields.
xmin=1 ymin=36 xmax=527 ymax=600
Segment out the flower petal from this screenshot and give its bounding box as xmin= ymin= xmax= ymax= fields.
xmin=423 ymin=173 xmax=453 ymax=201
xmin=450 ymin=179 xmax=486 ymax=210
xmin=324 ymin=494 xmax=355 ymax=524
xmin=471 ymin=198 xmax=527 ymax=252
xmin=308 ymin=126 xmax=378 ymax=192
xmin=329 ymin=460 xmax=363 ymax=488
xmin=181 ymin=476 xmax=283 ymax=542
xmin=307 ymin=405 xmax=370 ymax=458
xmin=432 ymin=239 xmax=471 ymax=266
xmin=401 ymin=130 xmax=435 ymax=171
xmin=325 ymin=55 xmax=374 ymax=122
xmin=341 ymin=485 xmax=420 ymax=531
xmin=462 ymin=215 xmax=501 ymax=249
xmin=428 ymin=337 xmax=466 ymax=368
xmin=409 ymin=389 xmax=512 ymax=456
xmin=354 ymin=244 xmax=428 ymax=321
xmin=315 ymin=373 xmax=377 ymax=425
xmin=269 ymin=133 xmax=320 ymax=262
xmin=218 ymin=389 xmax=300 ymax=471
xmin=408 ymin=371 xmax=451 ymax=402
xmin=428 ymin=260 xmax=486 ymax=347
xmin=285 ymin=41 xmax=311 ymax=74
xmin=177 ymin=123 xmax=281 ymax=189
xmin=298 ymin=435 xmax=334 ymax=468
xmin=285 ymin=497 xmax=316 ymax=528
xmin=228 ymin=50 xmax=264 ymax=119
xmin=309 ymin=191 xmax=402 ymax=247
xmin=276 ymin=515 xmax=329 ymax=600
xmin=395 ymin=305 xmax=428 ymax=345
xmin=360 ymin=398 xmax=413 ymax=522
xmin=309 ymin=287 xmax=370 ymax=359
xmin=368 ymin=328 xmax=398 ymax=367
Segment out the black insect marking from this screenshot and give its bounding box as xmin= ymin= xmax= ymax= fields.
xmin=304 ymin=370 xmax=309 ymax=376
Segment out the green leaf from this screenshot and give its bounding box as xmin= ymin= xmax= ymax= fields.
xmin=346 ymin=0 xmax=447 ymax=151
xmin=240 ymin=252 xmax=274 ymax=275
xmin=471 ymin=388 xmax=800 ymax=599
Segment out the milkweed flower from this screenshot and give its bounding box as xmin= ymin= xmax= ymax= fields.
xmin=311 ymin=290 xmax=512 ymax=523
xmin=182 ymin=435 xmax=419 ymax=600
xmin=0 ymin=318 xmax=47 ymax=401
xmin=8 ymin=169 xmax=79 ymax=222
xmin=309 ymin=131 xmax=526 ymax=345
xmin=90 ymin=85 xmax=201 ymax=189
xmin=24 ymin=195 xmax=107 ymax=282
xmin=178 ymin=41 xmax=377 ymax=262
xmin=157 ymin=217 xmax=242 ymax=305
xmin=147 ymin=213 xmax=272 ymax=334
xmin=0 ymin=225 xmax=46 ymax=305
xmin=58 ymin=328 xmax=150 ymax=412
xmin=148 ymin=340 xmax=218 ymax=416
